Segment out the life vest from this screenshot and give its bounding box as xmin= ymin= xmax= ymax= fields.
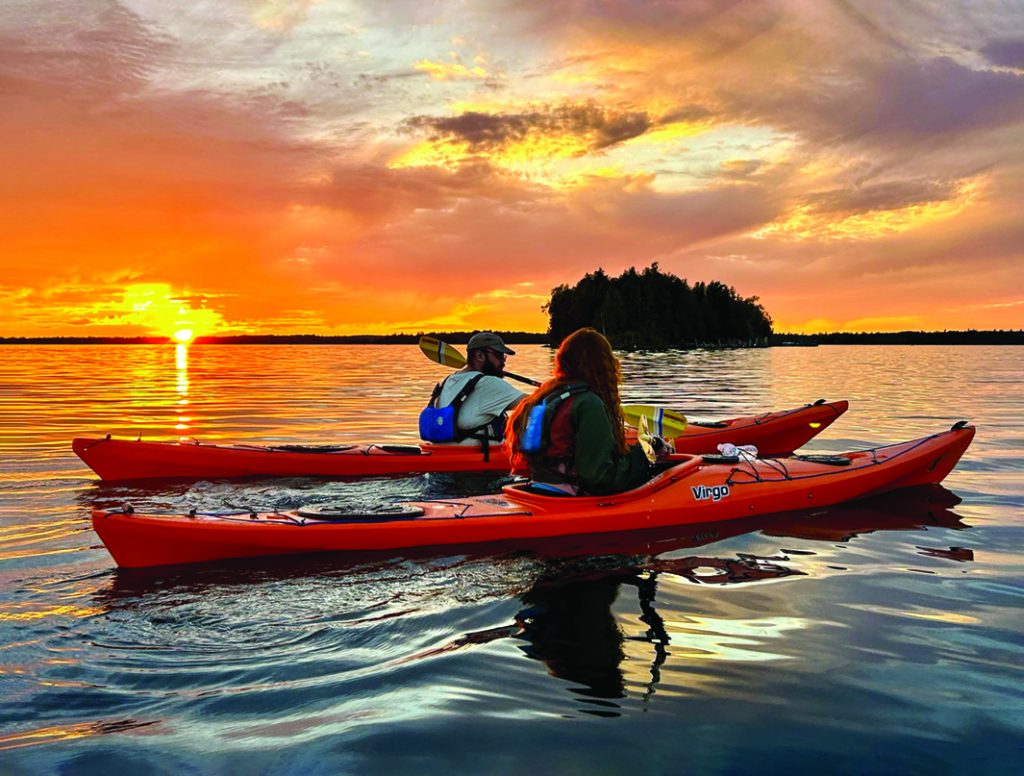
xmin=418 ymin=374 xmax=504 ymax=459
xmin=521 ymin=384 xmax=589 ymax=483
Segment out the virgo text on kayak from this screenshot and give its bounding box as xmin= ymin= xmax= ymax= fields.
xmin=691 ymin=484 xmax=731 ymax=502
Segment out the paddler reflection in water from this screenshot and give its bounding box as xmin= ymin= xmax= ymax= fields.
xmin=515 ymin=556 xmax=801 ymax=715
xmin=420 ymin=331 xmax=525 ymax=452
xmin=506 ymin=327 xmax=673 ymax=496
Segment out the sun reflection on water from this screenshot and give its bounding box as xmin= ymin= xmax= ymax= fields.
xmin=0 ymin=603 xmax=104 ymax=622
xmin=0 ymin=720 xmax=158 ymax=752
xmin=660 ymin=615 xmax=808 ymax=661
xmin=175 ymin=343 xmax=190 ymax=431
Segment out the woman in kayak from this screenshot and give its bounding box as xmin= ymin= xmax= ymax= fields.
xmin=505 ymin=327 xmax=670 ymax=496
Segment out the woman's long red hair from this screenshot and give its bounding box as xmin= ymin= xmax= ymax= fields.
xmin=505 ymin=327 xmax=626 ymax=473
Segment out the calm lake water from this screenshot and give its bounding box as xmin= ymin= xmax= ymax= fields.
xmin=0 ymin=344 xmax=1021 ymax=773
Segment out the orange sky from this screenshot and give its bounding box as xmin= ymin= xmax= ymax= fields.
xmin=1 ymin=1 xmax=1022 ymax=337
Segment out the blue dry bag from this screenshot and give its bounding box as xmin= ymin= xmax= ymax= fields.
xmin=418 ymin=374 xmax=486 ymax=444
xmin=419 ymin=405 xmax=457 ymax=443
xmin=521 ymin=385 xmax=588 ymax=454
xmin=520 ymin=402 xmax=547 ymax=453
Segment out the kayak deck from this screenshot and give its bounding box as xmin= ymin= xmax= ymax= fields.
xmin=73 ymin=399 xmax=848 ymax=481
xmin=72 ymin=437 xmax=497 ymax=481
xmin=91 ymin=423 xmax=974 ymax=569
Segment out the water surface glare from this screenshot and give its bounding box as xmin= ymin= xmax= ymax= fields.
xmin=0 ymin=344 xmax=1021 ymax=772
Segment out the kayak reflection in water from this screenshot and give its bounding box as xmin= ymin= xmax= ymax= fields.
xmin=506 ymin=328 xmax=673 ymax=496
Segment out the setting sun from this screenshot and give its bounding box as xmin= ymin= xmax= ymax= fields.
xmin=173 ymin=329 xmax=194 ymax=343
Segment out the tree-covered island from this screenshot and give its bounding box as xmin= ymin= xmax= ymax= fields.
xmin=545 ymin=264 xmax=773 ymax=348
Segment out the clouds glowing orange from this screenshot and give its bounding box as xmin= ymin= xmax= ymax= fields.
xmin=0 ymin=2 xmax=1021 ymax=337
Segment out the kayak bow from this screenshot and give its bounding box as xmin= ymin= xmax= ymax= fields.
xmin=74 ymin=399 xmax=848 ymax=481
xmin=91 ymin=422 xmax=974 ymax=569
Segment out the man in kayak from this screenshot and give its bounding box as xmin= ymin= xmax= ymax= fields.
xmin=505 ymin=327 xmax=672 ymax=495
xmin=421 ymin=331 xmax=525 ymax=447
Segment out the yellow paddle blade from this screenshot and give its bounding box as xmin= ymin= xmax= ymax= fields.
xmin=622 ymin=404 xmax=688 ymax=436
xmin=636 ymin=413 xmax=656 ymax=463
xmin=419 ymin=336 xmax=466 ymax=369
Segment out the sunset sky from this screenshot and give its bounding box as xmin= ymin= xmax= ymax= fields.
xmin=2 ymin=0 xmax=1022 ymax=337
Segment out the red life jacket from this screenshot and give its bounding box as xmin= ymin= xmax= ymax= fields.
xmin=525 ymin=384 xmax=589 ymax=484
xmin=545 ymin=397 xmax=577 ymax=460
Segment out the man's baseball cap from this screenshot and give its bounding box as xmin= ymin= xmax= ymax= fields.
xmin=467 ymin=331 xmax=515 ymax=356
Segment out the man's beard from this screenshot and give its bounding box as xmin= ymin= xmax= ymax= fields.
xmin=481 ymin=360 xmax=503 ymax=377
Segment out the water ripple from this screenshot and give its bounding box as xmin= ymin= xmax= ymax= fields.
xmin=1 ymin=344 xmax=1022 ymax=770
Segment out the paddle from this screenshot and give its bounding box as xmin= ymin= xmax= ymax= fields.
xmin=418 ymin=336 xmax=687 ymax=435
xmin=636 ymin=413 xmax=657 ymax=463
xmin=622 ymin=405 xmax=688 ymax=436
xmin=418 ymin=336 xmax=541 ymax=387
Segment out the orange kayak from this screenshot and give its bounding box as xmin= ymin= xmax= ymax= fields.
xmin=74 ymin=399 xmax=848 ymax=481
xmin=91 ymin=422 xmax=973 ymax=569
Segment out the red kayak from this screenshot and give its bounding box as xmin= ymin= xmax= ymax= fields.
xmin=91 ymin=422 xmax=973 ymax=568
xmin=74 ymin=399 xmax=848 ymax=481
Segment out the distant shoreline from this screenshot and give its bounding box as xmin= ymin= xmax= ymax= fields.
xmin=769 ymin=330 xmax=1023 ymax=346
xmin=1 ymin=330 xmax=1021 ymax=346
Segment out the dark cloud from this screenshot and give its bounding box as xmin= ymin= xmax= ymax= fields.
xmin=831 ymin=0 xmax=921 ymax=54
xmin=863 ymin=57 xmax=1024 ymax=138
xmin=308 ymin=162 xmax=543 ymax=222
xmin=611 ymin=183 xmax=781 ymax=243
xmin=715 ymin=159 xmax=767 ymax=180
xmin=354 ymin=70 xmax=421 ymax=87
xmin=587 ymin=108 xmax=651 ymax=149
xmin=661 ymin=105 xmax=715 ymax=123
xmin=405 ymin=111 xmax=532 ymax=148
xmin=404 ymin=102 xmax=655 ymax=153
xmin=738 ymin=56 xmax=1024 ymax=148
xmin=806 ymin=178 xmax=962 ymax=215
xmin=516 ymin=0 xmax=782 ymax=57
xmin=0 ymin=4 xmax=167 ymax=100
xmin=982 ymin=39 xmax=1024 ymax=70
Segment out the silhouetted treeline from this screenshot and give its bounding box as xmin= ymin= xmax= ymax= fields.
xmin=0 ymin=332 xmax=550 ymax=345
xmin=773 ymin=330 xmax=1024 ymax=346
xmin=545 ymin=264 xmax=773 ymax=348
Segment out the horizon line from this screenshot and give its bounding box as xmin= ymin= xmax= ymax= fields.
xmin=1 ymin=328 xmax=1022 ymax=344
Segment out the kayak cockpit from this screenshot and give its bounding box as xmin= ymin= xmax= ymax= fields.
xmin=502 ymin=454 xmax=704 ymax=506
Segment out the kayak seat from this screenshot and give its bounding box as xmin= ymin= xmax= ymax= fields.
xmin=515 ymin=483 xmax=576 ymax=497
xmin=271 ymin=444 xmax=358 ymax=454
xmin=652 ymin=459 xmax=684 ymax=474
xmin=792 ymin=454 xmax=851 ymax=466
xmin=689 ymin=420 xmax=730 ymax=428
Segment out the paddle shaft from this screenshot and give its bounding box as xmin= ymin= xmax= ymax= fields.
xmin=501 ymin=370 xmax=541 ymax=387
